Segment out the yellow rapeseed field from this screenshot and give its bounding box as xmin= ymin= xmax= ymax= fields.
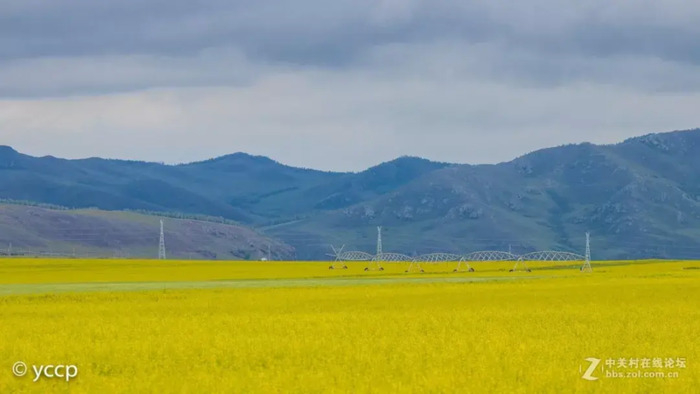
xmin=0 ymin=258 xmax=697 ymax=393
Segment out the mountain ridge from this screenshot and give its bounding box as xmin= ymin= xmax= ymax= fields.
xmin=1 ymin=128 xmax=699 ymax=259
xmin=4 ymin=128 xmax=698 ymax=169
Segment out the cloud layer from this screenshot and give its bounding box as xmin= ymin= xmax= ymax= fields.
xmin=1 ymin=1 xmax=699 ymax=170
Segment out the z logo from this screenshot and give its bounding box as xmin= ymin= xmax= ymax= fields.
xmin=581 ymin=358 xmax=601 ymax=381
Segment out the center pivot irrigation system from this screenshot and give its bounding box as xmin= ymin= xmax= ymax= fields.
xmin=329 ymin=227 xmax=593 ymax=273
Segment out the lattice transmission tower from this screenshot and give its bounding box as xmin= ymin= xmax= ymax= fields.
xmin=580 ymin=232 xmax=592 ymax=272
xmin=365 ymin=226 xmax=385 ymax=271
xmin=158 ymin=220 xmax=167 ymax=260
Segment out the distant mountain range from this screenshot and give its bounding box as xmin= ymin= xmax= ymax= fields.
xmin=1 ymin=128 xmax=700 ymax=260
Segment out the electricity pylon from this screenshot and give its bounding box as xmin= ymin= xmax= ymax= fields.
xmin=158 ymin=220 xmax=166 ymax=260
xmin=365 ymin=226 xmax=384 ymax=271
xmin=580 ymin=232 xmax=592 ymax=272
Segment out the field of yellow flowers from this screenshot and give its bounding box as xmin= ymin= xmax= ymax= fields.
xmin=0 ymin=258 xmax=697 ymax=393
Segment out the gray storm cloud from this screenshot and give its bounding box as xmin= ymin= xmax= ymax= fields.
xmin=0 ymin=0 xmax=699 ymax=170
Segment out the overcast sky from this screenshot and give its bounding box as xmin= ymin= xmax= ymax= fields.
xmin=1 ymin=1 xmax=699 ymax=171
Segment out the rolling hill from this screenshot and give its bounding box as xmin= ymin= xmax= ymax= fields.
xmin=0 ymin=204 xmax=293 ymax=260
